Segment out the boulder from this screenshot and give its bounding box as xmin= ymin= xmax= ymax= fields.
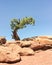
xmin=5 ymin=42 xmax=34 ymax=56
xmin=38 ymin=36 xmax=52 ymax=40
xmin=0 ymin=51 xmax=21 ymax=63
xmin=6 ymin=43 xmax=22 ymax=54
xmin=38 ymin=36 xmax=49 ymax=39
xmin=0 ymin=46 xmax=21 ymax=63
xmin=30 ymin=41 xmax=45 ymax=50
xmin=22 ymin=36 xmax=38 ymax=41
xmin=22 ymin=38 xmax=33 ymax=41
xmin=36 ymin=37 xmax=52 ymax=45
xmin=19 ymin=48 xmax=34 ymax=56
xmin=5 ymin=53 xmax=21 ymax=63
xmin=20 ymin=41 xmax=31 ymax=47
xmin=30 ymin=37 xmax=52 ymax=50
xmin=0 ymin=37 xmax=6 ymax=44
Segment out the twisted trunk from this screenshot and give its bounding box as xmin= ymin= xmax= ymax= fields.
xmin=12 ymin=30 xmax=20 ymax=40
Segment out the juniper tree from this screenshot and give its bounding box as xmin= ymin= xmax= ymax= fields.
xmin=10 ymin=17 xmax=35 ymax=40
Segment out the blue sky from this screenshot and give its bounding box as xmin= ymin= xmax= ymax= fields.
xmin=0 ymin=0 xmax=52 ymax=40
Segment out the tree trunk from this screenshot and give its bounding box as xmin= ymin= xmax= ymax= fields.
xmin=12 ymin=30 xmax=20 ymax=40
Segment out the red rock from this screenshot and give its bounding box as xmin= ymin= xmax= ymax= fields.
xmin=0 ymin=51 xmax=21 ymax=63
xmin=19 ymin=48 xmax=34 ymax=56
xmin=30 ymin=41 xmax=45 ymax=50
xmin=38 ymin=36 xmax=52 ymax=40
xmin=0 ymin=35 xmax=52 ymax=64
xmin=20 ymin=41 xmax=31 ymax=47
xmin=5 ymin=53 xmax=21 ymax=63
xmin=36 ymin=38 xmax=52 ymax=45
xmin=0 ymin=46 xmax=21 ymax=63
xmin=6 ymin=43 xmax=22 ymax=53
xmin=0 ymin=37 xmax=6 ymax=44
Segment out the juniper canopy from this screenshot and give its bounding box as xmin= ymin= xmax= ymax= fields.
xmin=10 ymin=17 xmax=35 ymax=40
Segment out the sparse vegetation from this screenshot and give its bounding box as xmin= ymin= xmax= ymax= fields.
xmin=10 ymin=17 xmax=35 ymax=40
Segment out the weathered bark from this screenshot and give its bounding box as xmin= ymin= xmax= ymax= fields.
xmin=12 ymin=30 xmax=20 ymax=40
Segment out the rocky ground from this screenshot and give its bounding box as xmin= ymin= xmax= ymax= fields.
xmin=0 ymin=36 xmax=52 ymax=65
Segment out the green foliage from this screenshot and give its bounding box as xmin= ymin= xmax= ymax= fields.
xmin=10 ymin=19 xmax=20 ymax=30
xmin=10 ymin=17 xmax=35 ymax=31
